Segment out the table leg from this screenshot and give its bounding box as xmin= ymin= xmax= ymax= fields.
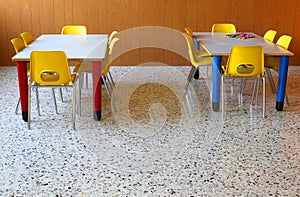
xmin=212 ymin=56 xmax=222 ymax=112
xmin=16 ymin=61 xmax=28 ymax=122
xmin=276 ymin=56 xmax=289 ymax=111
xmin=93 ymin=61 xmax=102 ymax=120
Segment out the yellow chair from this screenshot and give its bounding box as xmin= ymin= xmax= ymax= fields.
xmin=184 ymin=27 xmax=210 ymax=79
xmin=182 ymin=33 xmax=213 ymax=93
xmin=76 ymin=36 xmax=120 ymax=114
xmin=28 ymin=51 xmax=77 ymax=129
xmin=212 ymin=23 xmax=236 ymax=33
xmin=221 ymin=46 xmax=265 ymax=117
xmin=11 ymin=38 xmax=41 ymax=115
xmin=61 ymin=25 xmax=87 ymax=35
xmin=74 ymin=30 xmax=119 ymax=90
xmin=263 ymin=30 xmax=277 ymax=42
xmin=264 ymin=35 xmax=292 ymax=106
xmin=20 ymin=32 xmax=34 ymax=47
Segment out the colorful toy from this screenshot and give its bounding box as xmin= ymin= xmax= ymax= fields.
xmin=226 ymin=32 xmax=255 ymax=40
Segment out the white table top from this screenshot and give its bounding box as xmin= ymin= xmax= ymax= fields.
xmin=195 ymin=32 xmax=294 ymax=57
xmin=12 ymin=34 xmax=108 ymax=61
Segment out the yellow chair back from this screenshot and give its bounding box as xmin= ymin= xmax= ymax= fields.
xmin=212 ymin=23 xmax=236 ymax=33
xmin=102 ymin=38 xmax=119 ymax=75
xmin=263 ymin=30 xmax=277 ymax=42
xmin=225 ymin=46 xmax=264 ymax=77
xmin=30 ymin=51 xmax=73 ymax=85
xmin=11 ymin=38 xmax=25 ymax=54
xmin=184 ymin=27 xmax=194 ymax=37
xmin=183 ymin=33 xmax=212 ymax=67
xmin=183 ymin=33 xmax=198 ymax=66
xmin=20 ymin=32 xmax=34 ymax=46
xmin=61 ymin=25 xmax=87 ymax=35
xmin=276 ymin=35 xmax=292 ymax=49
xmin=108 ymin=31 xmax=118 ymax=43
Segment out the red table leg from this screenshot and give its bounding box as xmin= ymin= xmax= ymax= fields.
xmin=16 ymin=61 xmax=28 ymax=122
xmin=92 ymin=61 xmax=102 ymax=120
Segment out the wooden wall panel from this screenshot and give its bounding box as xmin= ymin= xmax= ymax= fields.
xmin=1 ymin=0 xmax=300 ymax=66
xmin=39 ymin=1 xmax=55 ymax=34
xmin=64 ymin=0 xmax=74 ymax=25
xmin=0 ymin=0 xmax=9 ymax=64
xmin=30 ymin=0 xmax=41 ymax=37
xmin=54 ymin=0 xmax=66 ymax=32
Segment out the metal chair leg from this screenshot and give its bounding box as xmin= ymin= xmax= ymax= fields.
xmin=184 ymin=66 xmax=197 ymax=94
xmin=28 ymin=86 xmax=31 ymax=129
xmin=251 ymin=79 xmax=257 ymax=106
xmin=15 ymin=98 xmax=21 ymax=115
xmin=265 ymin=67 xmax=276 ymax=94
xmin=262 ymin=77 xmax=266 ymax=117
xmin=221 ymin=76 xmax=225 ymax=115
xmin=52 ymin=88 xmax=59 ymax=114
xmin=72 ymin=85 xmax=76 ymax=130
xmin=35 ymin=88 xmax=41 ymax=116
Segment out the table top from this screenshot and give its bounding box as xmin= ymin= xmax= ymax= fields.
xmin=194 ymin=32 xmax=294 ymax=57
xmin=12 ymin=34 xmax=108 ymax=61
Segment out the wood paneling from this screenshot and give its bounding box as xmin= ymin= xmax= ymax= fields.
xmin=1 ymin=0 xmax=300 ymax=66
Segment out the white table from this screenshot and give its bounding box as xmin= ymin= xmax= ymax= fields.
xmin=195 ymin=32 xmax=294 ymax=111
xmin=12 ymin=34 xmax=108 ymax=122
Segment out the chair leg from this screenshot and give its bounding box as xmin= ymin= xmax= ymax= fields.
xmin=266 ymin=68 xmax=289 ymax=107
xmin=108 ymin=71 xmax=115 ymax=87
xmin=52 ymin=88 xmax=59 ymax=114
xmin=265 ymin=67 xmax=276 ymax=94
xmin=285 ymin=93 xmax=289 ymax=106
xmin=35 ymin=88 xmax=41 ymax=116
xmin=28 ymin=86 xmax=31 ymax=129
xmin=77 ymin=73 xmax=84 ymax=116
xmin=262 ymin=77 xmax=266 ymax=117
xmin=221 ymin=76 xmax=225 ymax=116
xmin=72 ymin=85 xmax=76 ymax=130
xmin=255 ymin=79 xmax=260 ymax=106
xmin=59 ymin=88 xmax=64 ymax=102
xmin=251 ymin=79 xmax=257 ymax=106
xmin=102 ymin=75 xmax=116 ymax=111
xmin=184 ymin=66 xmax=197 ymax=94
xmin=15 ymin=97 xmax=21 ymax=115
xmin=85 ymin=73 xmax=89 ymax=89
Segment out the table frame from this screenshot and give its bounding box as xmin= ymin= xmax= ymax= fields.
xmin=195 ymin=32 xmax=293 ymax=112
xmin=12 ymin=34 xmax=108 ymax=122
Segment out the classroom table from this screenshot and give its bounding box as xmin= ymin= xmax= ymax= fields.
xmin=12 ymin=34 xmax=108 ymax=122
xmin=194 ymin=32 xmax=294 ymax=112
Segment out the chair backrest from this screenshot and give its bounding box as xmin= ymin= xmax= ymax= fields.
xmin=183 ymin=33 xmax=199 ymax=66
xmin=263 ymin=30 xmax=277 ymax=42
xmin=276 ymin=35 xmax=292 ymax=49
xmin=184 ymin=27 xmax=194 ymax=37
xmin=225 ymin=46 xmax=264 ymax=77
xmin=11 ymin=38 xmax=25 ymax=54
xmin=30 ymin=51 xmax=72 ymax=85
xmin=108 ymin=31 xmax=118 ymax=44
xmin=61 ymin=25 xmax=87 ymax=35
xmin=20 ymin=32 xmax=34 ymax=47
xmin=102 ymin=38 xmax=119 ymax=75
xmin=212 ymin=23 xmax=236 ymax=33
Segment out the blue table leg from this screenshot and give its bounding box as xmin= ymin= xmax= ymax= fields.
xmin=212 ymin=56 xmax=222 ymax=111
xmin=276 ymin=56 xmax=289 ymax=111
xmin=193 ymin=37 xmax=200 ymax=79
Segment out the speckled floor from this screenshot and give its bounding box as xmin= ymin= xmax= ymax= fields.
xmin=0 ymin=65 xmax=299 ymax=196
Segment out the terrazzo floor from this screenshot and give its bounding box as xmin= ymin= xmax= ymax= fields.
xmin=0 ymin=65 xmax=299 ymax=196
